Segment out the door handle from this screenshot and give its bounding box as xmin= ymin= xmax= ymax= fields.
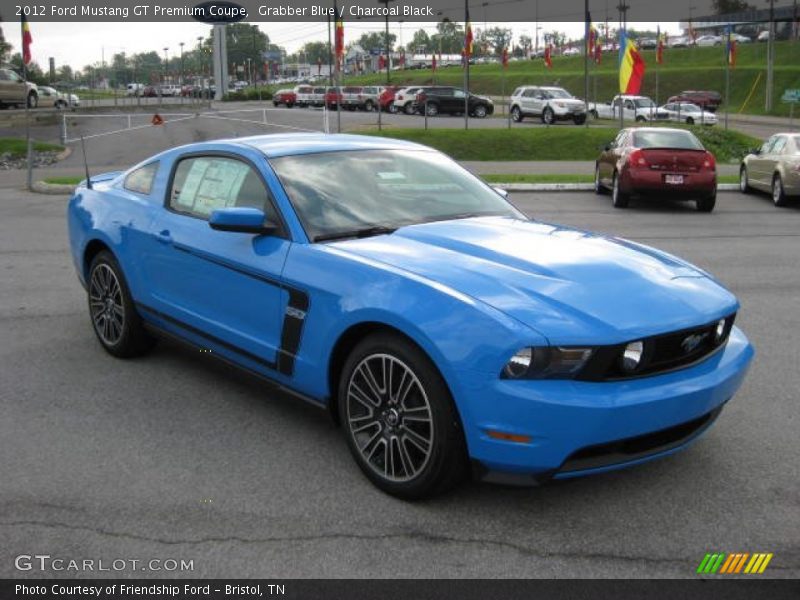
xmin=155 ymin=229 xmax=173 ymax=245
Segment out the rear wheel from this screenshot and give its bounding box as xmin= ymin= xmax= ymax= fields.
xmin=27 ymin=92 xmax=38 ymax=109
xmin=87 ymin=251 xmax=155 ymax=358
xmin=338 ymin=333 xmax=468 ymax=500
xmin=364 ymin=99 xmax=375 ymax=112
xmin=589 ymin=109 xmax=599 ymax=119
xmin=739 ymin=166 xmax=751 ymax=193
xmin=772 ymin=174 xmax=788 ymax=207
xmin=425 ymin=103 xmax=439 ymax=117
xmin=541 ymin=107 xmax=555 ymax=125
xmin=389 ymin=104 xmax=398 ymax=114
xmin=635 ymin=115 xmax=646 ymax=123
xmin=404 ymin=102 xmax=416 ymax=115
xmin=511 ymin=106 xmax=523 ymax=122
xmin=696 ymin=193 xmax=716 ymax=212
xmin=612 ymin=172 xmax=629 ymax=208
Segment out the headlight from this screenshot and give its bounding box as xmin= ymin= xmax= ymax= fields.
xmin=714 ymin=318 xmax=727 ymax=343
xmin=502 ymin=347 xmax=594 ymax=380
xmin=620 ymin=341 xmax=644 ymax=373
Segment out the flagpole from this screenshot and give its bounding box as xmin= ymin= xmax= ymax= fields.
xmin=22 ymin=17 xmax=32 ymax=191
xmin=725 ymin=25 xmax=731 ymax=131
xmin=464 ymin=0 xmax=470 ymax=131
xmin=584 ymin=2 xmax=589 ymax=128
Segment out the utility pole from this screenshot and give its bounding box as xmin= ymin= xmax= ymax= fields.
xmin=378 ymin=0 xmax=395 ymax=84
xmin=766 ymin=0 xmax=775 ymax=111
xmin=584 ymin=0 xmax=590 ymax=128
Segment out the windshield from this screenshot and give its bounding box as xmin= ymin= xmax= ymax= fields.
xmin=634 ymin=99 xmax=655 ymax=108
xmin=270 ymin=149 xmax=524 ymax=241
xmin=633 ymin=130 xmax=704 ymax=150
xmin=544 ymin=89 xmax=572 ymax=99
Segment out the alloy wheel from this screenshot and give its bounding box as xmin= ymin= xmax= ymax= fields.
xmin=345 ymin=353 xmax=434 ymax=483
xmin=89 ymin=263 xmax=125 ymax=346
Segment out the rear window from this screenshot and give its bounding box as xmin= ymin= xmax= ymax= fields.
xmin=633 ymin=130 xmax=704 ymax=150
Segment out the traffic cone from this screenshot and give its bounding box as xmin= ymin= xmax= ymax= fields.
xmin=151 ymin=114 xmax=164 ymax=126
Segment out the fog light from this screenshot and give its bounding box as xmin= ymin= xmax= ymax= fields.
xmin=715 ymin=318 xmax=727 ymax=342
xmin=621 ymin=341 xmax=644 ymax=372
xmin=503 ymin=348 xmax=532 ymax=378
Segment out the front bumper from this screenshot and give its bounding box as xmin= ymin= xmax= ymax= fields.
xmin=459 ymin=326 xmax=753 ymax=481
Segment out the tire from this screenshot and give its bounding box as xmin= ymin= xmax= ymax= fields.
xmin=739 ymin=166 xmax=752 ymax=194
xmin=364 ymin=100 xmax=374 ymax=112
xmin=612 ymin=172 xmax=629 ymax=208
xmin=635 ymin=115 xmax=646 ymax=123
xmin=425 ymin=102 xmax=439 ymax=117
xmin=594 ymin=164 xmax=607 ymax=195
xmin=389 ymin=104 xmax=398 ymax=114
xmin=272 ymin=102 xmax=279 ymax=107
xmin=286 ymin=103 xmax=294 ymax=108
xmin=472 ymin=104 xmax=487 ymax=118
xmin=511 ymin=106 xmax=523 ymax=122
xmin=686 ymin=117 xmax=695 ymax=125
xmin=87 ymin=251 xmax=155 ymax=358
xmin=573 ymin=114 xmax=586 ymax=125
xmin=589 ymin=109 xmax=599 ymax=119
xmin=541 ymin=107 xmax=555 ymax=125
xmin=27 ymin=92 xmax=38 ymax=109
xmin=404 ymin=102 xmax=416 ymax=115
xmin=338 ymin=333 xmax=468 ymax=500
xmin=696 ymin=193 xmax=716 ymax=212
xmin=772 ymin=174 xmax=788 ymax=207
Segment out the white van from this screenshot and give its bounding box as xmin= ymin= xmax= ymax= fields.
xmin=126 ymin=83 xmax=145 ymax=96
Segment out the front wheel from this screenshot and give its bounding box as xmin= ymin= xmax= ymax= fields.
xmin=27 ymin=93 xmax=38 ymax=109
xmin=364 ymin=100 xmax=374 ymax=112
xmin=338 ymin=333 xmax=468 ymax=500
xmin=389 ymin=104 xmax=398 ymax=114
xmin=541 ymin=107 xmax=555 ymax=125
xmin=635 ymin=115 xmax=646 ymax=123
xmin=773 ymin=174 xmax=788 ymax=207
xmin=573 ymin=114 xmax=586 ymax=125
xmin=404 ymin=102 xmax=416 ymax=115
xmin=425 ymin=103 xmax=439 ymax=117
xmin=472 ymin=105 xmax=488 ymax=118
xmin=686 ymin=117 xmax=695 ymax=125
xmin=510 ymin=106 xmax=523 ymax=122
xmin=87 ymin=251 xmax=155 ymax=358
xmin=594 ymin=164 xmax=606 ymax=195
xmin=612 ymin=172 xmax=629 ymax=208
xmin=739 ymin=166 xmax=751 ymax=194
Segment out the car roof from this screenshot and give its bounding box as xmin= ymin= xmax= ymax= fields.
xmin=234 ymin=133 xmax=429 ymax=158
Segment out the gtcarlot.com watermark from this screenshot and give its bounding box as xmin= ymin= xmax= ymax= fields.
xmin=15 ymin=554 xmax=194 ymax=573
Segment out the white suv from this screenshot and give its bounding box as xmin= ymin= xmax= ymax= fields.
xmin=509 ymin=86 xmax=587 ymax=125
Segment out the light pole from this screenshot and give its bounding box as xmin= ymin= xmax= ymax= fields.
xmin=163 ymin=47 xmax=169 ymax=84
xmin=766 ymin=0 xmax=775 ymax=111
xmin=378 ymin=0 xmax=395 ymax=84
xmin=179 ymin=42 xmax=184 ymax=86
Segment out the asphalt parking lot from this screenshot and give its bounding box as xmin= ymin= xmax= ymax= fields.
xmin=1 ymin=188 xmax=799 ymax=578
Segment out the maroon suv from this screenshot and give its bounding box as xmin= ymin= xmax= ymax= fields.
xmin=667 ymin=90 xmax=722 ymax=113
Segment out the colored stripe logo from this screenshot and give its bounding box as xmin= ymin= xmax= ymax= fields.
xmin=697 ymin=552 xmax=773 ymax=574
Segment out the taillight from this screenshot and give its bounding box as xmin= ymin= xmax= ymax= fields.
xmin=703 ymin=152 xmax=716 ymax=170
xmin=629 ymin=149 xmax=648 ymax=168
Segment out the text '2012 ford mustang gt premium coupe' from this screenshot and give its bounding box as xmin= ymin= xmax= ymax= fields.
xmin=67 ymin=134 xmax=754 ymax=499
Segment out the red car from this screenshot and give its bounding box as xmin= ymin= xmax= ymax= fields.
xmin=379 ymin=86 xmax=400 ymax=112
xmin=594 ymin=127 xmax=717 ymax=212
xmin=325 ymin=87 xmax=343 ymax=110
xmin=667 ymin=90 xmax=722 ymax=113
xmin=272 ymin=88 xmax=296 ymax=108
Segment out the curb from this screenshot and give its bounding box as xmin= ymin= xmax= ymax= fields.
xmin=494 ymin=183 xmax=741 ymax=192
xmin=32 ymin=181 xmax=75 ymax=195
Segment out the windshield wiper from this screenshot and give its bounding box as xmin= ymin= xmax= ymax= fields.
xmin=313 ymin=225 xmax=397 ymax=243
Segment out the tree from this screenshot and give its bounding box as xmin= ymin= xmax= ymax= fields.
xmin=297 ymin=41 xmax=329 ymax=65
xmin=518 ymin=34 xmax=533 ymax=56
xmin=356 ymin=31 xmax=396 ymax=54
xmin=712 ymin=0 xmax=753 ymax=14
xmin=406 ymin=29 xmax=431 ymax=53
xmin=432 ymin=19 xmax=465 ymax=54
xmin=481 ymin=27 xmax=513 ymax=55
xmin=8 ymin=53 xmax=47 ymax=84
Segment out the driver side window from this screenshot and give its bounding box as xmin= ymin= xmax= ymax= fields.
xmin=169 ymin=156 xmax=278 ymax=223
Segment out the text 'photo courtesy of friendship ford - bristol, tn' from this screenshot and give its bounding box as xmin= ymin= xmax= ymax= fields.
xmin=67 ymin=133 xmax=754 ymax=500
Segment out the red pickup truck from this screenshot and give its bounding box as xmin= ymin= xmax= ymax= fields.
xmin=272 ymin=89 xmax=297 ymax=108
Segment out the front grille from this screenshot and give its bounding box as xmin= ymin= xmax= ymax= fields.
xmin=558 ymin=405 xmax=723 ymax=473
xmin=577 ymin=314 xmax=735 ymax=381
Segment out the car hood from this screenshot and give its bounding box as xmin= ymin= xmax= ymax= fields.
xmin=333 ymin=217 xmax=738 ymax=344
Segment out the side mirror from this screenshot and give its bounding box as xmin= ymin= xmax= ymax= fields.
xmin=209 ymin=207 xmax=276 ymax=235
xmin=493 ymin=187 xmax=509 ymax=199
xmin=603 ymin=143 xmax=612 ymax=151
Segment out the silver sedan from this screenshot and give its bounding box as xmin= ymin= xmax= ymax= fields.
xmin=740 ymin=133 xmax=800 ymax=206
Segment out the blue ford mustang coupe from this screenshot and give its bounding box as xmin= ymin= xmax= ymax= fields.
xmin=67 ymin=134 xmax=754 ymax=499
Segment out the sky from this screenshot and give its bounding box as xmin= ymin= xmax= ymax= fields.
xmin=2 ymin=21 xmax=685 ymax=72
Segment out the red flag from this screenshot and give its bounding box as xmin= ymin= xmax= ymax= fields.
xmin=378 ymin=55 xmax=385 ymax=70
xmin=431 ymin=54 xmax=437 ymax=72
xmin=728 ymin=38 xmax=736 ymax=68
xmin=465 ymin=7 xmax=473 ymax=59
xmin=317 ymin=58 xmax=322 ymax=75
xmin=21 ymin=14 xmax=33 ymax=65
xmin=335 ymin=17 xmax=344 ymax=69
xmin=656 ymin=27 xmax=664 ymax=64
xmin=502 ymin=47 xmax=508 ymax=68
xmin=544 ymin=44 xmax=552 ymax=68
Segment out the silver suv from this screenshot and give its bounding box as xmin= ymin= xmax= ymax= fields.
xmin=510 ymin=85 xmax=587 ymax=125
xmin=0 ymin=67 xmax=38 ymax=108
